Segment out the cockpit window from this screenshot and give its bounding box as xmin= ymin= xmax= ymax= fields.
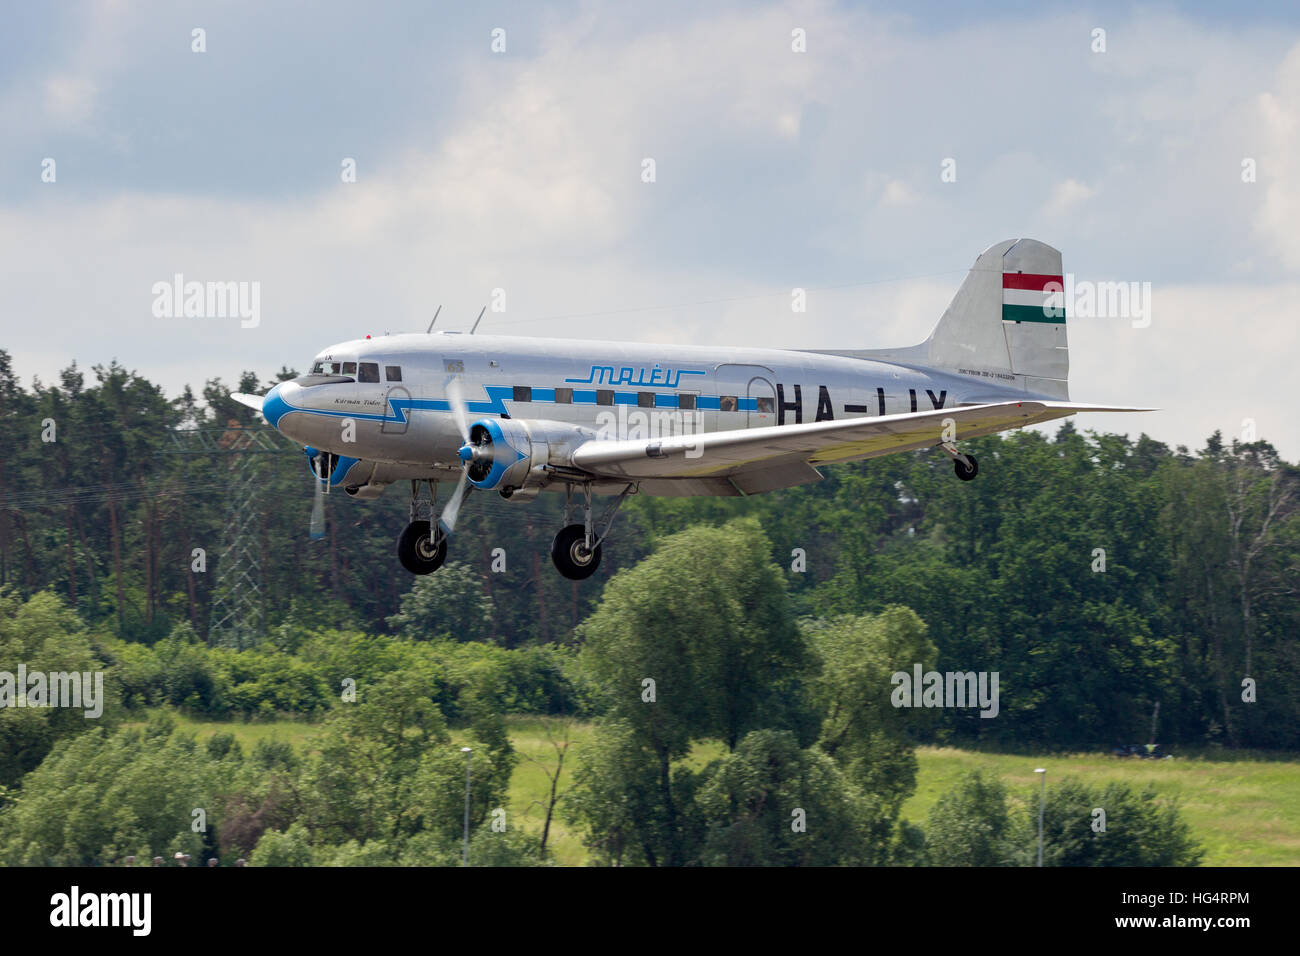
xmin=312 ymin=360 xmax=351 ymax=375
xmin=385 ymin=366 xmax=402 ymax=382
xmin=358 ymin=362 xmax=380 ymax=383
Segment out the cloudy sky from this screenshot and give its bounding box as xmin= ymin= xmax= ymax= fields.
xmin=3 ymin=0 xmax=1298 ymax=457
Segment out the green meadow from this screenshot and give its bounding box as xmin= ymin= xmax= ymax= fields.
xmin=147 ymin=713 xmax=1300 ymax=867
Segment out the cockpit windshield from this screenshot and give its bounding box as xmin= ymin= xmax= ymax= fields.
xmin=299 ymin=357 xmax=357 ymax=386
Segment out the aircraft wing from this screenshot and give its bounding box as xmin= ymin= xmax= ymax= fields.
xmin=229 ymin=393 xmax=266 ymax=419
xmin=569 ymin=401 xmax=1153 ymax=492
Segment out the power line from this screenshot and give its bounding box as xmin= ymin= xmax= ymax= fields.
xmin=484 ymin=268 xmax=965 ymax=328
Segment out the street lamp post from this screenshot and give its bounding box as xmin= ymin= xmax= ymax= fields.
xmin=461 ymin=746 xmax=473 ymax=866
xmin=1034 ymin=768 xmax=1047 ymax=867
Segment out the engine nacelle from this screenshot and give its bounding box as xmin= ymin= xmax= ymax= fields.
xmin=462 ymin=418 xmax=597 ymax=494
xmin=345 ymin=482 xmax=388 ymax=500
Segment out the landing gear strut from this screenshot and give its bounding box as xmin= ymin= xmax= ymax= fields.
xmin=940 ymin=443 xmax=979 ymax=482
xmin=551 ymin=483 xmax=633 ymax=580
xmin=398 ymin=480 xmax=448 ymax=574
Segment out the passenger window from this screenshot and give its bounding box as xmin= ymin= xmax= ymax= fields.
xmin=637 ymin=392 xmax=655 ymax=408
xmin=719 ymin=395 xmax=738 ymax=412
xmin=596 ymin=389 xmax=614 ymax=406
xmin=385 ymin=366 xmax=402 ymax=382
xmin=678 ymin=393 xmax=696 ymax=410
xmin=358 ymin=363 xmax=380 ymax=383
xmin=342 ymin=362 xmax=356 ymax=375
xmin=554 ymin=387 xmax=573 ymax=404
xmin=756 ymin=396 xmax=774 ymax=413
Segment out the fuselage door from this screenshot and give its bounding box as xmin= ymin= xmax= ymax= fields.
xmin=382 ymin=384 xmax=412 ymax=434
xmin=715 ymin=364 xmax=777 ymax=430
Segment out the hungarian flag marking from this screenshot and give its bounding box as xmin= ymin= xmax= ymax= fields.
xmin=1002 ymin=273 xmax=1065 ymax=324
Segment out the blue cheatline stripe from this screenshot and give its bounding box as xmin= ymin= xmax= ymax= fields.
xmin=267 ymin=381 xmax=754 ymax=430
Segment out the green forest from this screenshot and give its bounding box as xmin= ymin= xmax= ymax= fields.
xmin=0 ymin=351 xmax=1296 ymax=866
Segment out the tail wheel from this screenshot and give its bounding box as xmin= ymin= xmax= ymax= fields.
xmin=551 ymin=523 xmax=602 ymax=580
xmin=397 ymin=520 xmax=447 ymax=574
xmin=954 ymin=454 xmax=979 ymax=482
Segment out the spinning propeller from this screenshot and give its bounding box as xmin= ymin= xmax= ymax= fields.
xmin=437 ymin=377 xmax=487 ymax=538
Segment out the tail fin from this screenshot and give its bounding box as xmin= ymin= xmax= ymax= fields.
xmin=837 ymin=238 xmax=1070 ymax=400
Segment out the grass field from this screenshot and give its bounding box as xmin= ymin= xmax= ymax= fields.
xmin=141 ymin=711 xmax=1300 ymax=866
xmin=901 ymin=746 xmax=1300 ymax=867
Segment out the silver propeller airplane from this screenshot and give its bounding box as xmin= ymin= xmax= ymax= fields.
xmin=231 ymin=239 xmax=1149 ymax=580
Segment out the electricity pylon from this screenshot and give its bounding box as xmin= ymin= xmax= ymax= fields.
xmin=165 ymin=424 xmax=295 ymax=647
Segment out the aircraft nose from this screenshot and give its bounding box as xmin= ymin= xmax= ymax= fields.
xmin=262 ymin=382 xmax=294 ymax=431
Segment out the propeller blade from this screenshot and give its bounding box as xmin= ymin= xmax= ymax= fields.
xmin=309 ymin=473 xmax=325 ymax=539
xmin=446 ymin=377 xmax=470 ymax=443
xmin=309 ymin=452 xmax=328 ymax=540
xmin=437 ymin=472 xmax=470 ymax=537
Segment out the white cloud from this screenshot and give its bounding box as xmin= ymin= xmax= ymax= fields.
xmin=880 ymin=179 xmax=916 ymax=206
xmin=43 ymin=74 xmax=98 ymax=126
xmin=1045 ymin=178 xmax=1095 ymax=215
xmin=1254 ymin=41 xmax=1300 ymax=270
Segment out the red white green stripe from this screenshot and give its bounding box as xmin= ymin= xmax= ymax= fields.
xmin=1002 ymin=272 xmax=1065 ymax=324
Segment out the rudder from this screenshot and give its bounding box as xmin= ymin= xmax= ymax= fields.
xmin=925 ymin=238 xmax=1069 ymax=400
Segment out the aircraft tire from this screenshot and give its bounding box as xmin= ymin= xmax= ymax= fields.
xmin=551 ymin=523 xmax=602 ymax=580
xmin=398 ymin=520 xmax=447 ymax=574
xmin=954 ymin=454 xmax=979 ymax=482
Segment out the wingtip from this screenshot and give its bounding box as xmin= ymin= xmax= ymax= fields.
xmin=229 ymin=392 xmax=265 ymax=416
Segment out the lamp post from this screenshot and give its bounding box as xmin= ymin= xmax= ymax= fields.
xmin=461 ymin=746 xmax=473 ymax=866
xmin=1034 ymin=768 xmax=1047 ymax=867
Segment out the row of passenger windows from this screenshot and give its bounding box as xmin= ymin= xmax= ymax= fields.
xmin=508 ymin=387 xmax=773 ymax=412
xmin=304 ymin=368 xmax=767 ymax=410
xmin=310 ymin=361 xmax=402 ymax=383
xmin=511 ymin=386 xmax=700 ymax=409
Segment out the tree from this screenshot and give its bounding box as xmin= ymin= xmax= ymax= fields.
xmin=925 ymin=770 xmax=1018 ymax=866
xmin=0 ymin=713 xmax=226 ymax=866
xmin=386 ymin=562 xmax=493 ymax=643
xmin=1032 ymin=777 xmax=1204 ymax=867
xmin=0 ymin=588 xmax=119 ymax=786
xmin=573 ymin=518 xmax=816 ymax=865
xmin=694 ymin=730 xmax=877 ymax=866
xmin=520 ymin=717 xmax=576 ymax=858
xmin=298 ymin=670 xmax=514 ymax=853
xmin=805 ymin=607 xmax=936 ymax=823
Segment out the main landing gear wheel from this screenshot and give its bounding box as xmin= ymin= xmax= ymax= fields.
xmin=398 ymin=520 xmax=447 ymax=574
xmin=954 ymin=454 xmax=979 ymax=482
xmin=551 ymin=523 xmax=602 ymax=580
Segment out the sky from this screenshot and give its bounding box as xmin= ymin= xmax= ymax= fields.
xmin=2 ymin=0 xmax=1299 ymax=457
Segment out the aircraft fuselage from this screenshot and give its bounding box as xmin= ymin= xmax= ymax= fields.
xmin=264 ymin=330 xmax=1026 ymax=492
